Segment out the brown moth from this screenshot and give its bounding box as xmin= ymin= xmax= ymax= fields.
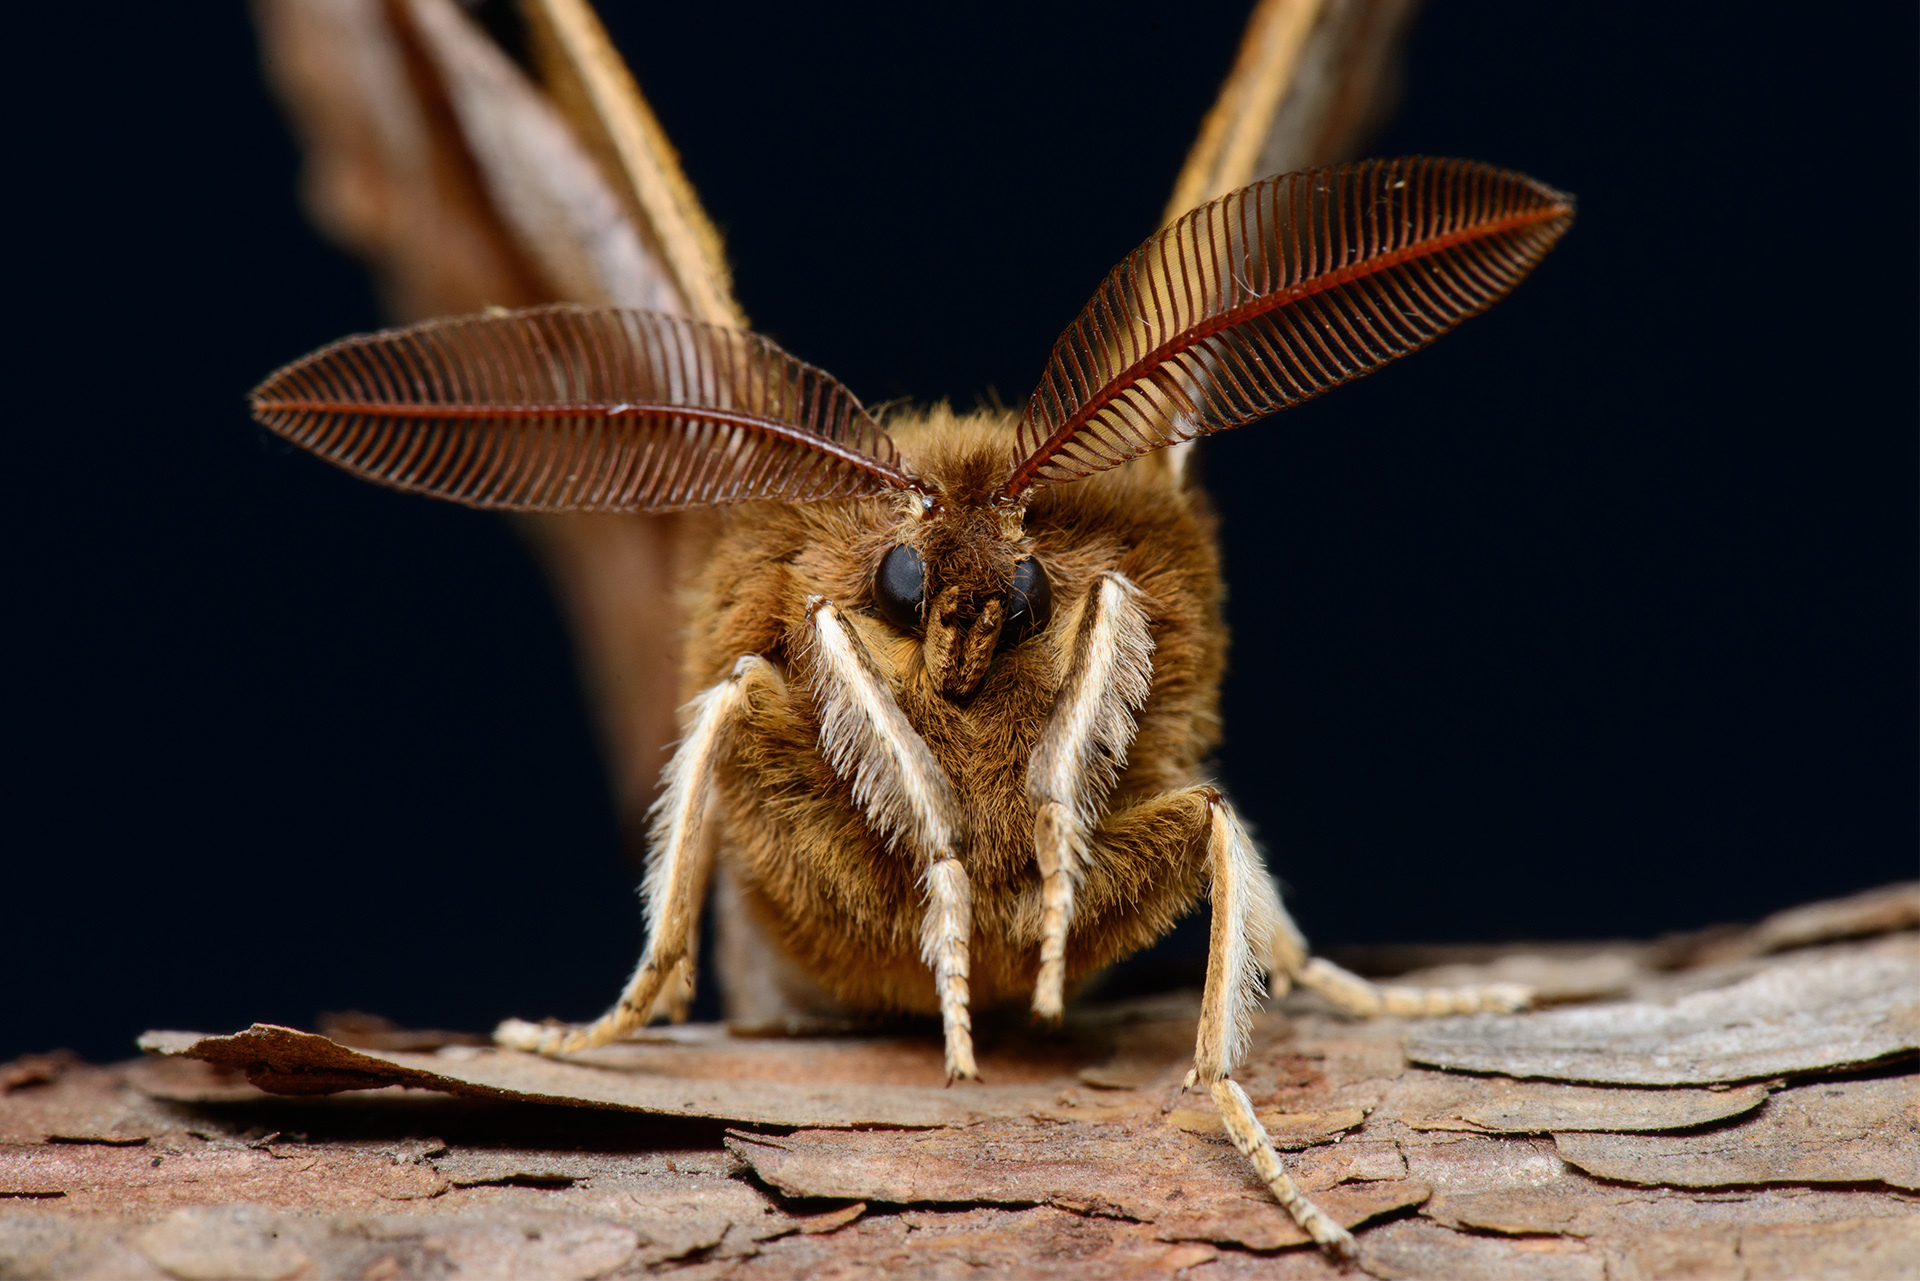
xmin=249 ymin=0 xmax=1571 ymax=1256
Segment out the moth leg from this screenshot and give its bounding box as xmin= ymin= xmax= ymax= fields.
xmin=1247 ymin=869 xmax=1308 ymax=998
xmin=657 ymin=961 xmax=692 ymax=1025
xmin=1251 ymin=880 xmax=1534 ymax=1016
xmin=807 ymin=598 xmax=976 ymax=1081
xmin=1189 ymin=792 xmax=1355 ymax=1259
xmin=496 ymin=654 xmax=772 ymax=1055
xmin=659 ymin=906 xmax=704 ymax=1024
xmin=920 ymin=856 xmax=973 ymax=1080
xmin=1295 ymin=955 xmax=1534 ymax=1017
xmin=1029 ymin=801 xmax=1077 ymax=1020
xmin=1028 ymin=572 xmax=1155 ymax=1021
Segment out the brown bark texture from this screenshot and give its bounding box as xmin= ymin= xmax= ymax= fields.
xmin=3 ymin=883 xmax=1916 ymax=1279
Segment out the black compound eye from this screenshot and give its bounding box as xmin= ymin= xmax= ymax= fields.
xmin=1001 ymin=557 xmax=1052 ymax=651
xmin=875 ymin=543 xmax=926 ymax=634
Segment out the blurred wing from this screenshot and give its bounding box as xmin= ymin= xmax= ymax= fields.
xmin=399 ymin=0 xmax=683 ymax=312
xmin=252 ymin=307 xmax=908 ymax=511
xmin=253 ymin=0 xmax=736 ymax=318
xmin=1167 ymin=0 xmax=1423 ymax=223
xmin=1002 ymin=158 xmax=1573 ymax=498
xmin=521 ymin=0 xmax=743 ymax=326
xmin=252 ymin=0 xmax=547 ymax=319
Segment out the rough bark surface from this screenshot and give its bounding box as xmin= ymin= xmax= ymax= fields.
xmin=4 ymin=885 xmax=1916 ymax=1279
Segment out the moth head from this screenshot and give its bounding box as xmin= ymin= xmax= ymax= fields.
xmin=869 ymin=446 xmax=1053 ymax=701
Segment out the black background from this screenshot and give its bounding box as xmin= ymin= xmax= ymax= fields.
xmin=6 ymin=2 xmax=1914 ymax=1064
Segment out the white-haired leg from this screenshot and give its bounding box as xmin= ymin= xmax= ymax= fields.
xmin=1188 ymin=793 xmax=1355 ymax=1259
xmin=807 ymin=598 xmax=976 ymax=1080
xmin=1251 ymin=872 xmax=1534 ymax=1016
xmin=1296 ymin=956 xmax=1533 ymax=1017
xmin=497 ymin=654 xmax=772 ymax=1055
xmin=1027 ymin=572 xmax=1154 ymax=1021
xmin=920 ymin=856 xmax=974 ymax=1080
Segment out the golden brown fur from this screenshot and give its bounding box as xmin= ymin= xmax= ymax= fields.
xmin=680 ymin=407 xmax=1225 ymax=1015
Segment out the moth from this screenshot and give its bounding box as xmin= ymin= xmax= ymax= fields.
xmin=250 ymin=0 xmax=1571 ymax=1255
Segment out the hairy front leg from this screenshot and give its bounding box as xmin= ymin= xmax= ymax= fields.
xmin=808 ymin=598 xmax=976 ymax=1081
xmin=496 ymin=654 xmax=773 ymax=1055
xmin=1027 ymin=572 xmax=1154 ymax=1021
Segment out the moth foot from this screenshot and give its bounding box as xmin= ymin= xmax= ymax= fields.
xmin=1029 ymin=974 xmax=1065 ymax=1024
xmin=493 ymin=1017 xmax=568 ymax=1054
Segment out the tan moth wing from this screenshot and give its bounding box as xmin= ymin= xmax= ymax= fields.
xmin=1167 ymin=0 xmax=1424 ymax=223
xmin=1001 ymin=157 xmax=1573 ymax=496
xmin=254 ymin=0 xmax=731 ymax=319
xmin=253 ymin=0 xmax=548 ymax=319
xmin=250 ymin=306 xmax=908 ymax=511
xmin=519 ymin=0 xmax=743 ymax=327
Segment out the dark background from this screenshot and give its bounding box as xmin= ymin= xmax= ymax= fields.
xmin=6 ymin=2 xmax=1914 ymax=1064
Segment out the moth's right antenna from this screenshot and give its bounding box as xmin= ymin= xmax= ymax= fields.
xmin=999 ymin=157 xmax=1574 ymax=500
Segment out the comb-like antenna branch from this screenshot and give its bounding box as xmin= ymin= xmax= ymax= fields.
xmin=251 ymin=306 xmax=911 ymax=512
xmin=1002 ymin=157 xmax=1573 ymax=499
